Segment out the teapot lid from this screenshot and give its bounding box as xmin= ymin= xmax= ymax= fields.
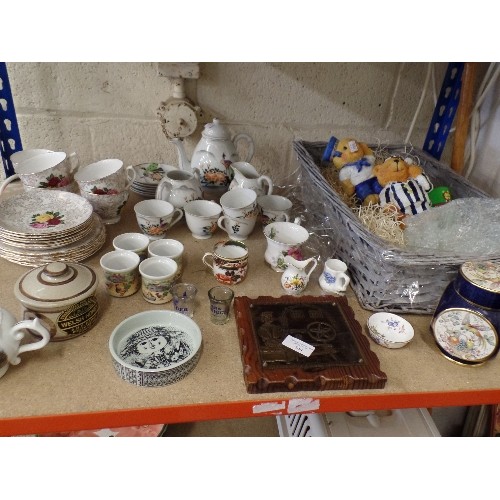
xmin=201 ymin=118 xmax=231 ymax=140
xmin=14 ymin=261 xmax=98 ymax=311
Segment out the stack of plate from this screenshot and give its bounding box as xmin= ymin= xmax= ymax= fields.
xmin=0 ymin=189 xmax=106 ymax=267
xmin=130 ymin=162 xmax=177 ymax=198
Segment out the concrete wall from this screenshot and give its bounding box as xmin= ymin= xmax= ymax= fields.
xmin=4 ymin=62 xmax=449 ymax=184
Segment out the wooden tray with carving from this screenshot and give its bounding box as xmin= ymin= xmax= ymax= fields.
xmin=234 ymin=294 xmax=387 ymax=393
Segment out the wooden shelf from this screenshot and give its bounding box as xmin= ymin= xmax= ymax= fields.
xmin=1 ymin=189 xmax=500 ymax=436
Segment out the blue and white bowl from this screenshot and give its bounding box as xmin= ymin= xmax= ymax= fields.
xmin=109 ymin=310 xmax=202 ymax=387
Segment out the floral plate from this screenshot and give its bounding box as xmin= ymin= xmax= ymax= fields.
xmin=0 ymin=189 xmax=93 ymax=235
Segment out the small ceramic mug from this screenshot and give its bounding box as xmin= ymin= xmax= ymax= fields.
xmin=113 ymin=232 xmax=150 ymax=260
xmin=318 ymin=258 xmax=351 ymax=293
xmin=100 ymin=250 xmax=141 ymax=297
xmin=202 ymin=239 xmax=249 ymax=285
xmin=134 ymin=199 xmax=183 ymax=240
xmin=147 ymin=238 xmax=184 ymax=280
xmin=139 ymin=256 xmax=178 ymax=304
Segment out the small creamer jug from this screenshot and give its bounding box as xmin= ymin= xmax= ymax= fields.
xmin=281 ymin=256 xmax=318 ymax=295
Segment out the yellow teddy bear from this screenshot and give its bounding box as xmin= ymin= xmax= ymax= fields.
xmin=323 ymin=136 xmax=378 ymax=205
xmin=372 ymin=156 xmax=433 ymax=216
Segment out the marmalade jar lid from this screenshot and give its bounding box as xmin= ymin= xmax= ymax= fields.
xmin=14 ymin=261 xmax=98 ymax=311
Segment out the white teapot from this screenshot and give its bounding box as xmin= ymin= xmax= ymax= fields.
xmin=171 ymin=118 xmax=254 ymax=193
xmin=0 ymin=307 xmax=50 ymax=379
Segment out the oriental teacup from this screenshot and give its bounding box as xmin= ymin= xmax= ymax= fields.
xmin=202 ymin=239 xmax=249 ymax=285
xmin=134 ymin=199 xmax=183 ymax=240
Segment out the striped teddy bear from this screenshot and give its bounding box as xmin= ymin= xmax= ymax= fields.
xmin=372 ymin=156 xmax=433 ymax=216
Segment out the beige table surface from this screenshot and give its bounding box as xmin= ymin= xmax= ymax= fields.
xmin=1 ymin=186 xmax=500 ymax=436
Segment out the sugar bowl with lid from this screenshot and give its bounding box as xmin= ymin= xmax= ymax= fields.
xmin=14 ymin=261 xmax=99 ymax=341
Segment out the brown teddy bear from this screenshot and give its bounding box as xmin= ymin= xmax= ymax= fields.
xmin=372 ymin=156 xmax=433 ymax=216
xmin=323 ymin=137 xmax=378 ymax=205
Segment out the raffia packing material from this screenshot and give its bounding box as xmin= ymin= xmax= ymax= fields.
xmin=293 ymin=140 xmax=499 ymax=314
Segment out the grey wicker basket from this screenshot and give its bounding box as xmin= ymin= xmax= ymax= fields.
xmin=294 ymin=140 xmax=497 ymax=315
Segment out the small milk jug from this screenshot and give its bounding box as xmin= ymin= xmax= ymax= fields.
xmin=319 ymin=258 xmax=351 ymax=293
xmin=281 ymin=256 xmax=318 ymax=295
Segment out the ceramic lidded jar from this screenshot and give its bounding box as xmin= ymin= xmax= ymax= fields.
xmin=431 ymin=261 xmax=500 ymax=365
xmin=14 ymin=261 xmax=99 ymax=341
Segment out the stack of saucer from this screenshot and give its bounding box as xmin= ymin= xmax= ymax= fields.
xmin=0 ymin=189 xmax=106 ymax=267
xmin=130 ymin=163 xmax=177 ymax=198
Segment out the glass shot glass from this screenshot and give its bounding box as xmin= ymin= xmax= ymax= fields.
xmin=208 ymin=286 xmax=235 ymax=325
xmin=171 ymin=283 xmax=198 ymax=318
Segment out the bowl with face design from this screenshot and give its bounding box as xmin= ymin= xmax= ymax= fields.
xmin=109 ymin=310 xmax=202 ymax=387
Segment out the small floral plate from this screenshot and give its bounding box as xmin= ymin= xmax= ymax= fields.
xmin=367 ymin=312 xmax=414 ymax=349
xmin=133 ymin=163 xmax=177 ymax=185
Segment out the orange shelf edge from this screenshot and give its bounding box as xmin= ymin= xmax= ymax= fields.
xmin=2 ymin=388 xmax=500 ymax=437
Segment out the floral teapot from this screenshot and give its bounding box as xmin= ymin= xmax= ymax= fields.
xmin=170 ymin=118 xmax=254 ymax=193
xmin=155 ymin=168 xmax=203 ymax=210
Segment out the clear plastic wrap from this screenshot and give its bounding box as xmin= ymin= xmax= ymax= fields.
xmin=292 ymin=140 xmax=500 ymax=314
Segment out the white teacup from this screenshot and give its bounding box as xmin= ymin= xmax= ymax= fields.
xmin=319 ymin=258 xmax=351 ymax=293
xmin=0 ymin=151 xmax=79 ymax=197
xmin=1 ymin=308 xmax=51 ymax=379
xmin=75 ymin=159 xmax=136 ymax=195
xmin=257 ymin=194 xmax=293 ymax=225
xmin=184 ymin=199 xmax=222 ymax=239
xmin=219 ymin=187 xmax=258 ymax=220
xmin=217 ymin=213 xmax=257 ymax=241
xmin=134 ymin=199 xmax=183 ymax=240
xmin=113 ymin=232 xmax=150 ymax=260
xmin=11 ymin=148 xmax=53 ymax=169
xmin=139 ymin=256 xmax=178 ymax=304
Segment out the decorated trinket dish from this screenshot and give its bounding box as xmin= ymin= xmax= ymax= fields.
xmin=109 ymin=310 xmax=202 ymax=387
xmin=367 ymin=312 xmax=414 ymax=349
xmin=431 ymin=308 xmax=499 ymax=365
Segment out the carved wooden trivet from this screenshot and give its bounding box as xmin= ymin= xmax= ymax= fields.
xmin=234 ymin=294 xmax=387 ymax=394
